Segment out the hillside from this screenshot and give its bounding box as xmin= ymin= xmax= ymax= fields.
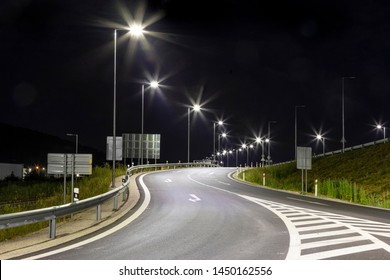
xmin=0 ymin=123 xmax=105 ymax=166
xmin=242 ymin=141 xmax=390 ymax=208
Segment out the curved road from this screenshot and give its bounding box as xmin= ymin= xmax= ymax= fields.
xmin=23 ymin=167 xmax=390 ymax=260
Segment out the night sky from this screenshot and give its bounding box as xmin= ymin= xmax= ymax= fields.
xmin=1 ymin=0 xmax=390 ymax=165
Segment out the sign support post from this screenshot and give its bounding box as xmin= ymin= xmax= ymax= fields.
xmin=297 ymin=147 xmax=312 ymax=194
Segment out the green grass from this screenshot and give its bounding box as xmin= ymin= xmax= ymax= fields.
xmin=240 ymin=142 xmax=390 ymax=209
xmin=0 ymin=164 xmax=126 ymax=241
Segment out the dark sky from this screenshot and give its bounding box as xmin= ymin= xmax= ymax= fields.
xmin=1 ymin=0 xmax=390 ymax=164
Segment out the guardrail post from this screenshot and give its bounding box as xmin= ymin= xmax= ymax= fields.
xmin=96 ymin=204 xmax=101 ymax=221
xmin=122 ymin=187 xmax=129 ymax=201
xmin=113 ymin=194 xmax=119 ymax=210
xmin=49 ymin=217 xmax=56 ymax=239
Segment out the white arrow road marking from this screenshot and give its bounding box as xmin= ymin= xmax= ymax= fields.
xmin=164 ymin=178 xmax=172 ymax=183
xmin=188 ymin=194 xmax=201 ymax=203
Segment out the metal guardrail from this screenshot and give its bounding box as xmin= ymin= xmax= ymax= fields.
xmin=313 ymin=138 xmax=388 ymax=158
xmin=247 ymin=138 xmax=389 ymax=168
xmin=0 ymin=162 xmax=218 ymax=239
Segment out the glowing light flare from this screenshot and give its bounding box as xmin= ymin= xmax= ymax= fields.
xmin=150 ymin=80 xmax=159 ymax=88
xmin=129 ymin=24 xmax=144 ymax=37
xmin=193 ymin=104 xmax=201 ymax=112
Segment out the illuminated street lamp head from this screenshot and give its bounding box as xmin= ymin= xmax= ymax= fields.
xmin=222 ymin=133 xmax=227 ymax=138
xmin=377 ymin=124 xmax=383 ymax=129
xmin=150 ymin=81 xmax=159 ymax=88
xmin=129 ymin=24 xmax=144 ymax=36
xmin=256 ymin=137 xmax=261 ymax=143
xmin=242 ymin=144 xmax=247 ymax=149
xmin=218 ymin=120 xmax=223 ymax=125
xmin=316 ymin=134 xmax=323 ymax=140
xmin=193 ymin=104 xmax=201 ymax=112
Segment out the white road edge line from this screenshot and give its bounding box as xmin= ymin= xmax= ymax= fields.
xmin=24 ymin=174 xmax=151 ymax=260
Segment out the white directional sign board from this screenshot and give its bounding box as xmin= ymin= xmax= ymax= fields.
xmin=297 ymin=147 xmax=312 ymax=170
xmin=47 ymin=153 xmax=93 ymax=175
xmin=106 ymin=136 xmax=123 ymax=161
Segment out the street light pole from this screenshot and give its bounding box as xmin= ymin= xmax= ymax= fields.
xmin=295 ymin=105 xmax=305 ymax=160
xmin=112 ymin=25 xmax=144 ymax=188
xmin=187 ymin=105 xmax=201 ymax=163
xmin=377 ymin=124 xmax=386 ymax=141
xmin=213 ymin=120 xmax=223 ymax=163
xmin=218 ymin=132 xmax=227 ymax=153
xmin=141 ymin=81 xmax=159 ymax=166
xmin=66 ymin=133 xmax=78 ymax=154
xmin=140 ymin=84 xmax=144 ymax=165
xmin=213 ymin=122 xmax=216 ymax=161
xmin=341 ymin=76 xmax=355 ymax=153
xmin=316 ymin=134 xmax=325 ymax=155
xmin=187 ymin=107 xmax=190 ymax=163
xmin=112 ymin=29 xmax=117 ymax=188
xmin=256 ymin=137 xmax=264 ymax=167
xmin=267 ymin=121 xmax=276 ymax=165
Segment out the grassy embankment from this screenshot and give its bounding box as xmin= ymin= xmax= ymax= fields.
xmin=239 ymin=142 xmax=390 ymax=209
xmin=0 ymin=164 xmax=126 ymax=241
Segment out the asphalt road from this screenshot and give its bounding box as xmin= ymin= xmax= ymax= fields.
xmin=24 ymin=167 xmax=390 ymax=260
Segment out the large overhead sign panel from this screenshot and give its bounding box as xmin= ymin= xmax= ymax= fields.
xmin=123 ymin=134 xmax=160 ymax=160
xmin=47 ymin=153 xmax=93 ymax=175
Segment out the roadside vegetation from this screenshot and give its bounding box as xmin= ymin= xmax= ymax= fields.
xmin=0 ymin=164 xmax=126 ymax=241
xmin=239 ymin=142 xmax=390 ymax=209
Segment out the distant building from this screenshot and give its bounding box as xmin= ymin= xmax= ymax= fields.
xmin=0 ymin=163 xmax=23 ymax=180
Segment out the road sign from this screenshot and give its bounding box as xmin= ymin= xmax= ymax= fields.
xmin=47 ymin=153 xmax=93 ymax=204
xmin=123 ymin=133 xmax=160 ymax=159
xmin=296 ymin=147 xmax=312 ymax=193
xmin=106 ymin=136 xmax=123 ymax=161
xmin=297 ymin=147 xmax=312 ymax=170
xmin=47 ymin=153 xmax=93 ymax=175
xmin=47 ymin=164 xmax=92 ymax=175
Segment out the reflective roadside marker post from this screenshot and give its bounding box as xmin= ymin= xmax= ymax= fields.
xmin=74 ymin=187 xmax=79 ymax=201
xmin=315 ymin=179 xmax=318 ymax=197
xmin=263 ymin=173 xmax=266 ymax=186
